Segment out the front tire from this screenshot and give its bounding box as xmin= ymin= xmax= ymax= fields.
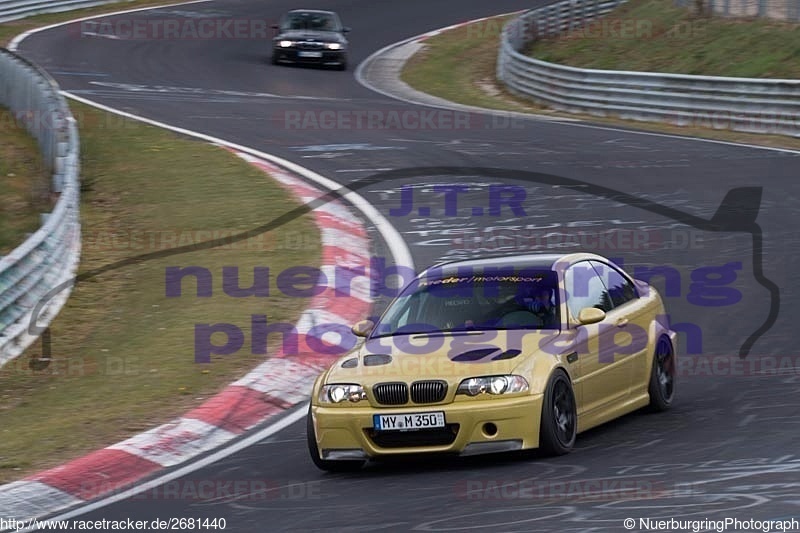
xmin=306 ymin=406 xmax=365 ymax=472
xmin=648 ymin=337 xmax=675 ymax=411
xmin=539 ymin=369 xmax=577 ymax=455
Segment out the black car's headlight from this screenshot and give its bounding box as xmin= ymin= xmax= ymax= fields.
xmin=319 ymin=384 xmax=367 ymax=404
xmin=324 ymin=43 xmax=343 ymax=50
xmin=278 ymin=40 xmax=295 ymax=48
xmin=456 ymin=375 xmax=529 ymax=396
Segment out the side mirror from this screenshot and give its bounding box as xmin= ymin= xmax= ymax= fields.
xmin=577 ymin=307 xmax=605 ymax=325
xmin=351 ymin=319 xmax=375 ymax=337
xmin=342 ymin=26 xmax=351 ymax=33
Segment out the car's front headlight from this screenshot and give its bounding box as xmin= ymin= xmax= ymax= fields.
xmin=456 ymin=375 xmax=529 ymax=397
xmin=319 ymin=384 xmax=367 ymax=404
xmin=324 ymin=42 xmax=343 ymax=50
xmin=278 ymin=40 xmax=295 ymax=48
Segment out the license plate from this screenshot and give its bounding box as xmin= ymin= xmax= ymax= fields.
xmin=298 ymin=51 xmax=322 ymax=58
xmin=373 ymin=412 xmax=445 ymax=431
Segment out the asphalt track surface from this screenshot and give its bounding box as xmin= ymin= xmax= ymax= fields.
xmin=16 ymin=0 xmax=800 ymax=530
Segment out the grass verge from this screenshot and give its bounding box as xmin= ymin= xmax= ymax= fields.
xmin=0 ymin=107 xmax=50 ymax=254
xmin=401 ymin=15 xmax=543 ymax=115
xmin=530 ymin=0 xmax=800 ymax=79
xmin=400 ymin=11 xmax=800 ymax=151
xmin=0 ymin=100 xmax=321 ymax=483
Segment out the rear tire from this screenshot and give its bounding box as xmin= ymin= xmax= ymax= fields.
xmin=306 ymin=406 xmax=365 ymax=472
xmin=538 ymin=369 xmax=577 ymax=456
xmin=648 ymin=337 xmax=675 ymax=412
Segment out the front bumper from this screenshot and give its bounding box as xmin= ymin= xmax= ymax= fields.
xmin=311 ymin=394 xmax=543 ymax=460
xmin=273 ymin=48 xmax=346 ymax=65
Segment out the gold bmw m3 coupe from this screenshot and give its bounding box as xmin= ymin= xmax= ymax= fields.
xmin=308 ymin=252 xmax=677 ymax=471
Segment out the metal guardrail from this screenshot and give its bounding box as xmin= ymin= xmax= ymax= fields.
xmin=0 ymin=48 xmax=81 ymax=368
xmin=0 ymin=0 xmax=123 ymax=23
xmin=497 ymin=0 xmax=800 ymax=137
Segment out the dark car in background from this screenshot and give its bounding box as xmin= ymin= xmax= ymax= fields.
xmin=271 ymin=9 xmax=349 ymax=70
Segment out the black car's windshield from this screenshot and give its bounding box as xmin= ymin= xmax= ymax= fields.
xmin=372 ymin=270 xmax=560 ymax=337
xmin=281 ymin=12 xmax=341 ymax=32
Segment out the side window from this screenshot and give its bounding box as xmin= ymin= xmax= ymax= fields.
xmin=589 ymin=261 xmax=638 ymax=308
xmin=564 ymin=262 xmax=613 ymax=320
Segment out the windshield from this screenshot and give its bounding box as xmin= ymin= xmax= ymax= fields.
xmin=281 ymin=12 xmax=341 ymax=32
xmin=372 ymin=270 xmax=560 ymax=337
